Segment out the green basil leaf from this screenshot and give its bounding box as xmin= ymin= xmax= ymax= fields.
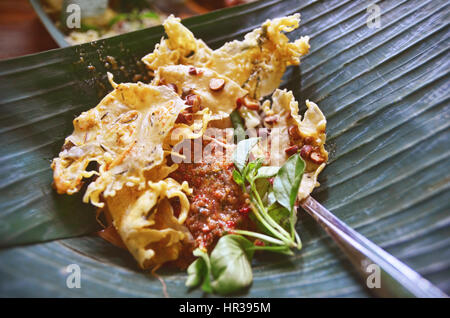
xmin=233 ymin=137 xmax=260 ymax=172
xmin=273 ymin=154 xmax=305 ymax=212
xmin=245 ymin=157 xmax=264 ymax=182
xmin=245 ymin=161 xmax=257 ymax=178
xmin=255 ymin=166 xmax=280 ymax=179
xmin=251 ymin=202 xmax=290 ymax=236
xmin=267 ymin=191 xmax=276 ymax=206
xmin=186 ymin=248 xmax=213 ymax=293
xmin=250 ymin=245 xmax=294 ymax=256
xmin=254 ymin=178 xmax=270 ymax=199
xmin=267 ymin=203 xmax=291 ymax=232
xmin=232 ymin=169 xmax=244 ymax=186
xmin=186 ymin=258 xmax=206 ymax=288
xmin=210 ymin=235 xmax=254 ymax=295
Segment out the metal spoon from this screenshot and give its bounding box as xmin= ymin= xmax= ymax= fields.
xmin=301 ymin=196 xmax=447 ymax=298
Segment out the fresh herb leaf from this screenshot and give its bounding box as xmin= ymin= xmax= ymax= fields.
xmin=251 ymin=202 xmax=290 ymax=236
xmin=185 ymin=248 xmax=212 ymax=293
xmin=267 ymin=191 xmax=276 ymax=206
xmin=186 ymin=235 xmax=256 ymax=295
xmin=273 ymin=154 xmax=305 ymax=212
xmin=245 ymin=157 xmax=264 ymax=182
xmin=273 ymin=154 xmax=305 ymax=243
xmin=210 ymin=235 xmax=254 ymax=295
xmin=232 ymin=142 xmax=299 ymax=249
xmin=255 ymin=166 xmax=280 ymax=179
xmin=186 ymin=258 xmax=205 ymax=288
xmin=232 ymin=169 xmax=244 ymax=186
xmin=233 ymin=137 xmax=260 ymax=172
xmin=254 ymin=178 xmax=270 ymax=199
xmin=267 ymin=203 xmax=291 ymax=232
xmin=249 ymin=244 xmax=294 ymax=256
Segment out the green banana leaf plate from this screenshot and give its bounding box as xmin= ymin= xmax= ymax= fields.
xmin=0 ymin=0 xmax=449 ymax=297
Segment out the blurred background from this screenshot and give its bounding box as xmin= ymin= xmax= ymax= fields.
xmin=0 ymin=0 xmax=256 ymax=59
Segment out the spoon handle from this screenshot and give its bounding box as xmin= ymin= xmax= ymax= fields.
xmin=301 ymin=196 xmax=447 ymax=298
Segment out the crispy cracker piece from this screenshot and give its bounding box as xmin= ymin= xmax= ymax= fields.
xmin=142 ymin=14 xmax=309 ymax=99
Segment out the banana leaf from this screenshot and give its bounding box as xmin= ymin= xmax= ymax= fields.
xmin=0 ymin=0 xmax=448 ymax=297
